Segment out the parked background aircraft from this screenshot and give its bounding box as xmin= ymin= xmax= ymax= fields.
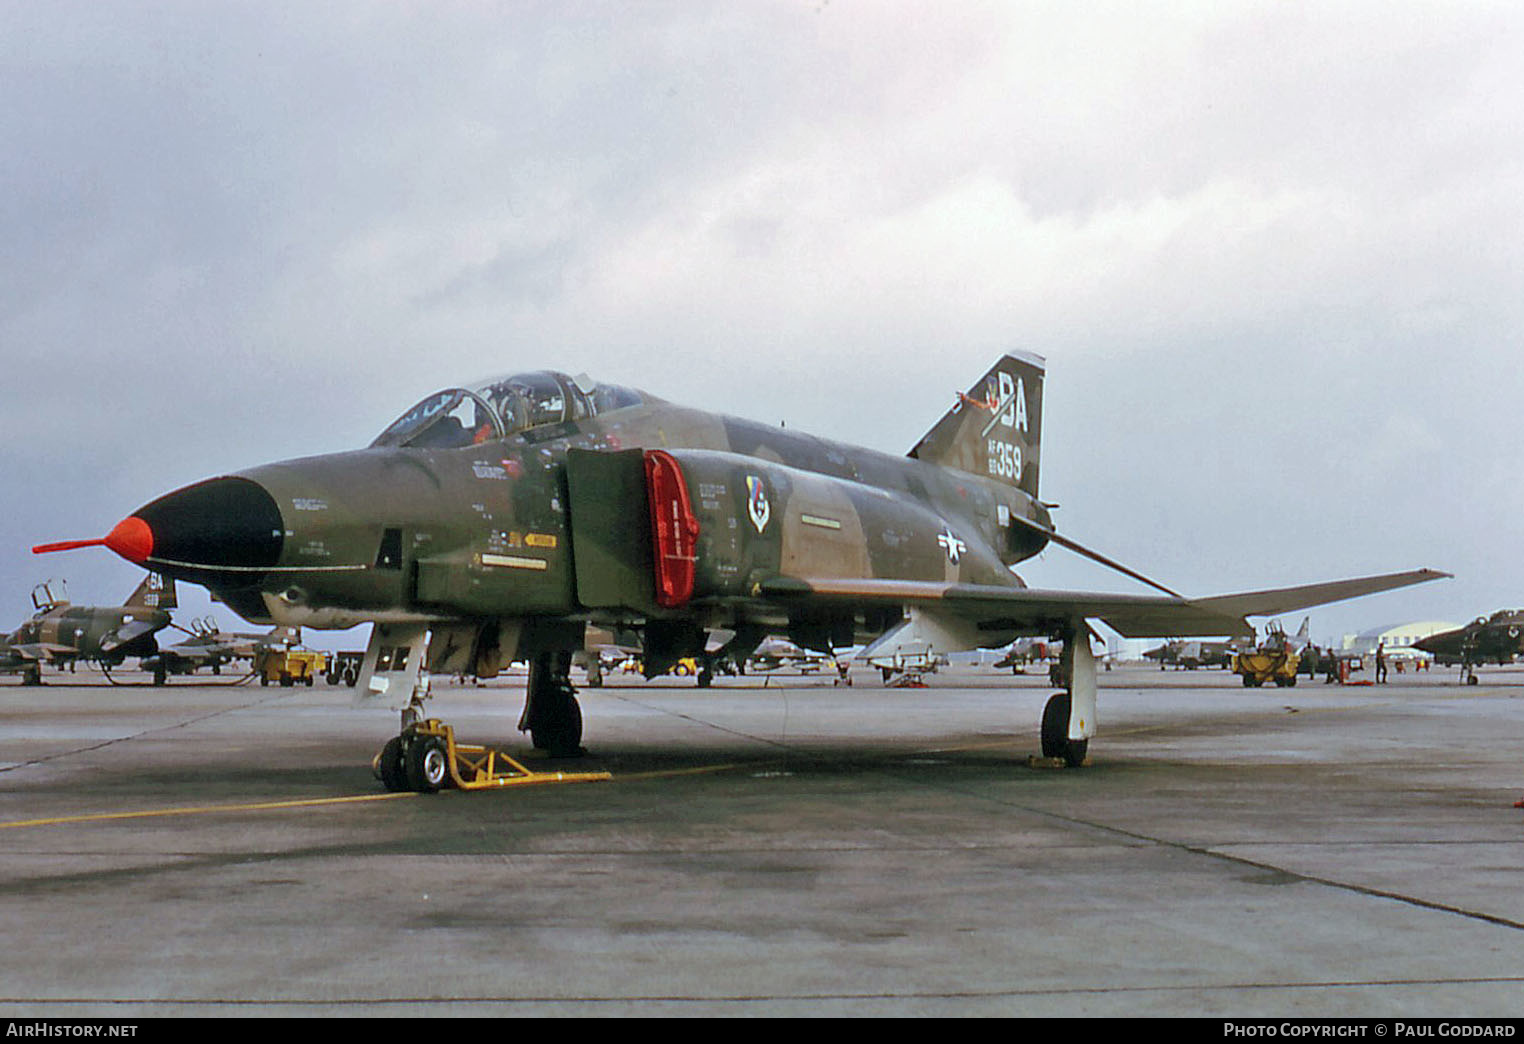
xmin=37 ymin=354 xmax=1444 ymax=786
xmin=993 ymin=636 xmax=1055 ymax=672
xmin=1142 ymin=638 xmax=1236 ymax=670
xmin=1414 ymin=610 xmax=1524 ymax=684
xmin=747 ymin=636 xmax=841 ymax=675
xmin=1142 ymin=617 xmax=1309 ymax=671
xmin=141 ymin=620 xmax=302 ymax=680
xmin=1 ymin=575 xmax=175 ymax=685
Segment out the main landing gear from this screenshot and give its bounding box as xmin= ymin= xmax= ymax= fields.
xmin=518 ymin=651 xmax=585 ymax=757
xmin=1040 ymin=692 xmax=1087 ymax=768
xmin=1039 ymin=626 xmax=1097 ymax=768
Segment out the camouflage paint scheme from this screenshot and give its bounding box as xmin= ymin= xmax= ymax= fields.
xmin=1415 ymin=610 xmax=1524 ymax=682
xmin=1 ymin=575 xmax=175 ymax=684
xmin=1142 ymin=639 xmax=1237 ymax=670
xmin=140 ymin=623 xmax=301 ymax=679
xmin=38 ymin=353 xmax=1445 ymax=768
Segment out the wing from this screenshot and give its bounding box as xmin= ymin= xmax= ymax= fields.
xmin=8 ymin=642 xmax=73 ymax=661
xmin=159 ymin=643 xmax=219 ymax=665
xmin=759 ymin=568 xmax=1449 ymax=639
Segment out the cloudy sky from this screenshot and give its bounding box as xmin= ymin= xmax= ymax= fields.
xmin=2 ymin=1 xmax=1520 ymax=649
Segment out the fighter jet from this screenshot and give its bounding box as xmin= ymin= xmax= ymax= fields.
xmin=141 ymin=619 xmax=301 ymax=680
xmin=1414 ymin=611 xmax=1524 ymax=684
xmin=36 ymin=354 xmax=1445 ymax=781
xmin=993 ymin=636 xmax=1054 ymax=673
xmin=1143 ymin=618 xmax=1306 ymax=671
xmin=748 ymin=636 xmax=838 ymax=674
xmin=1142 ymin=639 xmax=1234 ymax=670
xmin=1 ymin=575 xmax=176 ymax=684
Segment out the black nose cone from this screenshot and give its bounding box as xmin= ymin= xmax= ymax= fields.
xmin=134 ymin=477 xmax=284 ymax=578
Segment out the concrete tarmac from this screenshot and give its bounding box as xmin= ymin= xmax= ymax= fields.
xmin=0 ymin=662 xmax=1521 ymax=1017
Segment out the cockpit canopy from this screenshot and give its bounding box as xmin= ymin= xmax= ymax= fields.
xmin=371 ymin=371 xmax=648 ymax=450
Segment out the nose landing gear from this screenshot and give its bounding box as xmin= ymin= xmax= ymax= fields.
xmin=373 ymin=719 xmax=612 ymax=793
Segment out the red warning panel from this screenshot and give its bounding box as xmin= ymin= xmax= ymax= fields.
xmin=643 ymin=450 xmax=700 ymax=608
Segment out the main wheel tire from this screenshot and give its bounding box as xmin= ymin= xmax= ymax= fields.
xmin=531 ymin=695 xmax=584 ymax=757
xmin=405 ymin=735 xmax=450 ymax=793
xmin=1041 ymin=693 xmax=1088 ymax=768
xmin=375 ymin=736 xmax=407 ymax=792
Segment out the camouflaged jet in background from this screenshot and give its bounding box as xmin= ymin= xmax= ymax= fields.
xmin=1142 ymin=639 xmax=1236 ymax=670
xmin=140 ymin=620 xmax=302 ymax=681
xmin=1142 ymin=619 xmax=1306 ymax=670
xmin=1414 ymin=610 xmax=1524 ymax=684
xmin=37 ymin=353 xmax=1445 ymax=781
xmin=1 ymin=575 xmax=175 ymax=685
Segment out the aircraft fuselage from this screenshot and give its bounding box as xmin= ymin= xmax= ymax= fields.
xmin=127 ymin=397 xmax=1052 ymax=639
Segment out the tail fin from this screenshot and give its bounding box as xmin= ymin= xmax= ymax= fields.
xmin=125 ymin=572 xmax=177 ymax=611
xmin=909 ymin=351 xmax=1045 ymax=497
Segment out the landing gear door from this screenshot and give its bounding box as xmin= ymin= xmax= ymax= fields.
xmin=353 ymin=622 xmax=431 ymax=712
xmin=565 ymin=448 xmax=657 ymax=614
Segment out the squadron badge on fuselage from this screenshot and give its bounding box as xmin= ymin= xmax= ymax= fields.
xmin=745 ymin=475 xmax=771 ymax=533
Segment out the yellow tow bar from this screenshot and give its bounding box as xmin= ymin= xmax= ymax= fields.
xmin=375 ymin=719 xmax=613 ymax=793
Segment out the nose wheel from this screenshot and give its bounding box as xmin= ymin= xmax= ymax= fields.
xmin=372 ymin=719 xmax=611 ymax=793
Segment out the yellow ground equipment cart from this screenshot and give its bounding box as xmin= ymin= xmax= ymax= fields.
xmin=373 ymin=719 xmax=613 ymax=793
xmin=1232 ymin=647 xmax=1300 ymax=688
xmin=257 ymin=648 xmax=326 ymax=687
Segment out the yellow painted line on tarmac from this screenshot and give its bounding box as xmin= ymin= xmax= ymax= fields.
xmin=614 ymin=762 xmax=750 ymax=782
xmin=0 ymin=792 xmax=415 ymax=831
xmin=0 ymin=762 xmax=761 ymax=832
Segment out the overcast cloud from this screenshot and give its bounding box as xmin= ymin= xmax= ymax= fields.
xmin=2 ymin=1 xmax=1520 ymax=648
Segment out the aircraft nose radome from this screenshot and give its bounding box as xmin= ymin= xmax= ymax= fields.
xmin=132 ymin=477 xmax=285 ymax=572
xmin=103 ymin=517 xmax=153 ymax=564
